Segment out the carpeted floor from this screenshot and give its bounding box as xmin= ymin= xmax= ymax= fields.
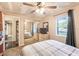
xmin=3 ymin=38 xmax=45 ymax=56
xmin=3 ymin=39 xmax=38 ymax=56
xmin=3 ymin=47 xmax=22 ymax=56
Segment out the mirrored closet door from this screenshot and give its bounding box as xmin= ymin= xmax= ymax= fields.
xmin=4 ymin=16 xmax=19 ymax=49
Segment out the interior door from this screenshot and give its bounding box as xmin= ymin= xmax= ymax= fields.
xmin=0 ymin=11 xmax=3 ymax=53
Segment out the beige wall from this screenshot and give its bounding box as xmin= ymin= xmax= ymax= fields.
xmin=40 ymin=16 xmax=66 ymax=43
xmin=41 ymin=5 xmax=79 ymax=48
xmin=3 ymin=14 xmax=40 ymax=46
xmin=4 ymin=15 xmax=17 ymax=41
xmin=19 ymin=17 xmax=24 ymax=46
xmin=73 ymin=5 xmax=79 ymax=48
xmin=3 ymin=5 xmax=79 ymax=48
xmin=49 ymin=16 xmax=66 ymax=43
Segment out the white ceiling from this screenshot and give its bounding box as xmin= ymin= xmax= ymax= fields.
xmin=0 ymin=2 xmax=79 ymax=19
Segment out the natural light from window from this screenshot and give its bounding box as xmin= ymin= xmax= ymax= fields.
xmin=56 ymin=13 xmax=68 ymax=37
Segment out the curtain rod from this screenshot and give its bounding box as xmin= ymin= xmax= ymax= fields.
xmin=53 ymin=11 xmax=68 ymax=16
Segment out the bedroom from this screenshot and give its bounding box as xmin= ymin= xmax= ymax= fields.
xmin=0 ymin=2 xmax=79 ymax=56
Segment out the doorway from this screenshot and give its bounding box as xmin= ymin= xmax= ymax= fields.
xmin=4 ymin=18 xmax=19 ymax=49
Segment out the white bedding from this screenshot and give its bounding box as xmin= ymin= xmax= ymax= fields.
xmin=22 ymin=40 xmax=79 ymax=56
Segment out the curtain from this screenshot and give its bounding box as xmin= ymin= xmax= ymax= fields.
xmin=31 ymin=22 xmax=34 ymax=36
xmin=66 ymin=10 xmax=76 ymax=47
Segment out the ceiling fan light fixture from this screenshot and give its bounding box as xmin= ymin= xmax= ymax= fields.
xmin=35 ymin=8 xmax=45 ymax=15
xmin=41 ymin=2 xmax=45 ymax=5
xmin=36 ymin=9 xmax=40 ymax=13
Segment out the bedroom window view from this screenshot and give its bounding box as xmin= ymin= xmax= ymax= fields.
xmin=56 ymin=14 xmax=68 ymax=36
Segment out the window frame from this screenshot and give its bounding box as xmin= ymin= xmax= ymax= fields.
xmin=56 ymin=13 xmax=68 ymax=37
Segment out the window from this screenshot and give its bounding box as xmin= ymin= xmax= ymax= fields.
xmin=56 ymin=13 xmax=68 ymax=37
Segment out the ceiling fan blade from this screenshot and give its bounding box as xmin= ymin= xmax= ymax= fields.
xmin=23 ymin=2 xmax=35 ymax=7
xmin=46 ymin=6 xmax=57 ymax=9
xmin=37 ymin=2 xmax=41 ymax=6
xmin=30 ymin=10 xmax=35 ymax=13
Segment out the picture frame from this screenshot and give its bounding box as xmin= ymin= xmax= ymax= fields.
xmin=43 ymin=22 xmax=48 ymax=31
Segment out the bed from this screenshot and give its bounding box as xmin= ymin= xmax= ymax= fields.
xmin=22 ymin=40 xmax=79 ymax=56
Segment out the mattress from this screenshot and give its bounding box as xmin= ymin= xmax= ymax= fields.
xmin=22 ymin=40 xmax=79 ymax=56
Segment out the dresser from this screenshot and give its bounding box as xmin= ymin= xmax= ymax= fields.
xmin=39 ymin=33 xmax=50 ymax=41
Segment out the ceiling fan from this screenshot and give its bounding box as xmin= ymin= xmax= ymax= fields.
xmin=23 ymin=2 xmax=57 ymax=14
